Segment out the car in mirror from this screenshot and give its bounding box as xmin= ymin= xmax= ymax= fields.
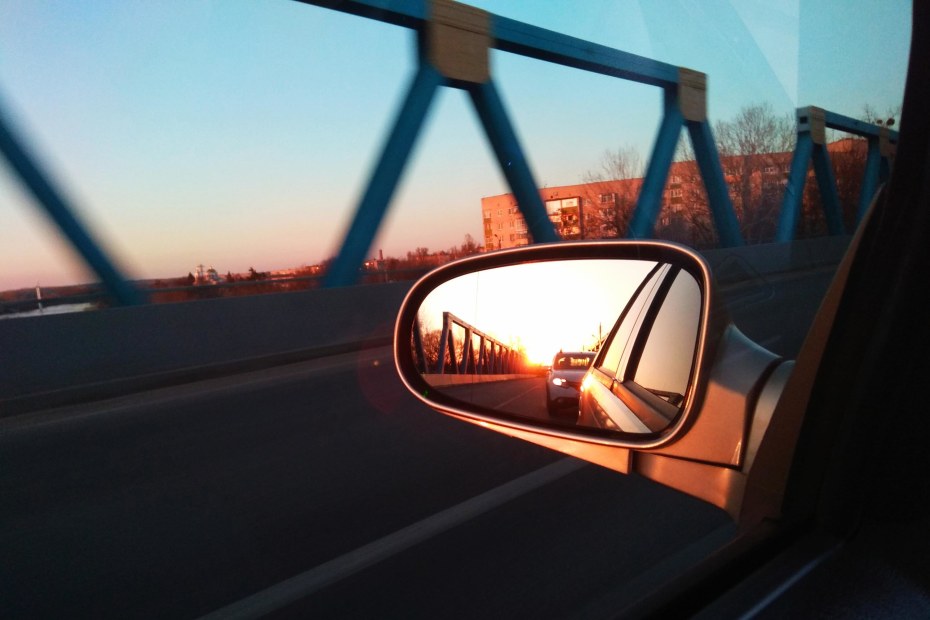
xmin=546 ymin=351 xmax=595 ymax=418
xmin=394 ymin=241 xmax=719 ymax=448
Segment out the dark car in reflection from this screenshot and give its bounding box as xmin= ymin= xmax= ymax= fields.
xmin=579 ymin=262 xmax=700 ymax=433
xmin=545 ymin=351 xmax=596 ymax=417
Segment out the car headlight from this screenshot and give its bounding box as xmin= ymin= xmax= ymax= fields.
xmin=551 ymin=377 xmax=566 ymax=387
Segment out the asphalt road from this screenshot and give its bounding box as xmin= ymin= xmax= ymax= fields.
xmin=1 ymin=346 xmax=733 ymax=619
xmin=719 ymin=264 xmax=838 ymax=359
xmin=442 ymin=377 xmax=549 ymax=420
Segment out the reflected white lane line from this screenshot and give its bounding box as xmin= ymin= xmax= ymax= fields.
xmin=199 ymin=458 xmax=585 ymax=620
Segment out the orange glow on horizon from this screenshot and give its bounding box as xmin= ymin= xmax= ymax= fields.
xmin=418 ymin=259 xmax=656 ymax=370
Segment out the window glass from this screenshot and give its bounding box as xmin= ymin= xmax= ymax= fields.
xmin=553 ymin=353 xmax=595 ymax=370
xmin=632 ymin=270 xmax=701 ymax=403
xmin=597 ymin=265 xmax=667 ymax=378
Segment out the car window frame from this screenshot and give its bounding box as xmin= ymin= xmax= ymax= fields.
xmin=587 ymin=263 xmax=699 ymax=432
xmin=594 ymin=262 xmax=667 ymax=379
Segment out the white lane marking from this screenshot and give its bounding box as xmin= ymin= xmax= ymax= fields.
xmin=199 ymin=458 xmax=586 ymax=620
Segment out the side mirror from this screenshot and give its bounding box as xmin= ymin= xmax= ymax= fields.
xmin=394 ymin=241 xmax=717 ymax=448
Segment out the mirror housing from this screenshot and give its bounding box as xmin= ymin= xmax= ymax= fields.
xmin=394 ymin=241 xmax=724 ymax=449
xmin=394 ymin=241 xmax=789 ymax=520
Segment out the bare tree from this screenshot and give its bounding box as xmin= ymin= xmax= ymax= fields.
xmin=664 ymin=138 xmax=718 ymax=248
xmin=861 ymin=104 xmax=901 ymax=129
xmin=414 ymin=329 xmax=443 ymax=373
xmin=459 ymin=234 xmax=479 ymax=256
xmin=713 ymin=103 xmax=795 ymax=243
xmin=594 ymin=145 xmax=644 ymax=181
xmin=794 ymin=104 xmax=901 ymax=238
xmin=581 ymin=144 xmax=643 ymax=239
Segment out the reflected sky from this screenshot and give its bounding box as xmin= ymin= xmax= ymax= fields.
xmin=417 ymin=259 xmax=656 ymax=365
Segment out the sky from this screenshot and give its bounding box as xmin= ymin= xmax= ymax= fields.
xmin=417 ymin=258 xmax=658 ymax=364
xmin=0 ymin=0 xmax=911 ymax=290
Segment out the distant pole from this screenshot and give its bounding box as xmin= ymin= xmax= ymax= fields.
xmin=35 ymin=283 xmax=43 ymax=312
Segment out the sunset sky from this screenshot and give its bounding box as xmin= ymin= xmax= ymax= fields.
xmin=0 ymin=1 xmax=910 ymax=290
xmin=417 ymin=259 xmax=658 ymax=364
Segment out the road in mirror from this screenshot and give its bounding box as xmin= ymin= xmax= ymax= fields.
xmin=408 ymin=258 xmax=702 ymax=434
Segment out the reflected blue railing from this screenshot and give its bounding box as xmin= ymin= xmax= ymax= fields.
xmin=0 ymin=0 xmax=900 ymax=303
xmin=417 ymin=311 xmax=524 ymax=375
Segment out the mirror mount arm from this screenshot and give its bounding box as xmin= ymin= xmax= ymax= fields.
xmin=631 ymin=325 xmax=785 ymax=518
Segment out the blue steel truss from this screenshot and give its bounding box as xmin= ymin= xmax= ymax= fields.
xmin=0 ymin=0 xmax=900 ymax=300
xmin=776 ymin=106 xmax=898 ymax=242
xmin=0 ymin=96 xmax=144 ymax=305
xmin=309 ymin=0 xmax=745 ymax=286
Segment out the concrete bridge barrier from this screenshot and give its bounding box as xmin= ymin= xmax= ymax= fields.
xmin=0 ymin=281 xmax=412 ymax=416
xmin=0 ymin=236 xmax=850 ymax=417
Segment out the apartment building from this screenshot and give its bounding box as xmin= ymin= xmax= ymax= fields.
xmin=481 ymin=139 xmax=865 ymax=250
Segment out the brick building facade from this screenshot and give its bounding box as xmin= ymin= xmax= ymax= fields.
xmin=481 ymin=139 xmax=865 ymax=250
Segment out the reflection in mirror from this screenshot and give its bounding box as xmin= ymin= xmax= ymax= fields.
xmin=408 ymin=259 xmax=702 ymax=435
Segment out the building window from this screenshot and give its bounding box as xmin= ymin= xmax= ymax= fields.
xmin=599 ymin=193 xmax=615 ymax=204
xmin=670 ymin=189 xmax=682 ymax=198
xmin=509 ymin=220 xmax=514 ymax=228
xmin=497 ymin=209 xmax=502 ymax=216
xmin=497 ymin=222 xmax=503 ymax=230
xmin=483 ymin=210 xmax=491 ymax=220
xmin=764 ymin=166 xmax=776 ymax=174
xmin=670 ymin=175 xmax=681 ymax=184
xmin=509 ymin=234 xmax=515 ymax=242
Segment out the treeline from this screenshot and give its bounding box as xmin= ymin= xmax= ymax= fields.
xmin=1 ymin=235 xmax=484 ymax=311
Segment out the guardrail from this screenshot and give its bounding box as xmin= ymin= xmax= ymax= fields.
xmin=416 ymin=311 xmax=524 ymax=375
xmin=0 ymin=0 xmax=899 ymax=303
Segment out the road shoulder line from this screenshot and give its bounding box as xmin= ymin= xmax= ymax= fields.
xmin=199 ymin=458 xmax=585 ymax=620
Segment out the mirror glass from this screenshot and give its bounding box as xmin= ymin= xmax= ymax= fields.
xmin=408 ymin=258 xmax=702 ymax=435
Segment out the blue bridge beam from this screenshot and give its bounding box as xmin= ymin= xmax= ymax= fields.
xmin=0 ymin=95 xmax=144 ymax=306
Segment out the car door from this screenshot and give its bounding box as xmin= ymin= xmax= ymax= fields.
xmin=579 ymin=262 xmax=696 ymax=433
